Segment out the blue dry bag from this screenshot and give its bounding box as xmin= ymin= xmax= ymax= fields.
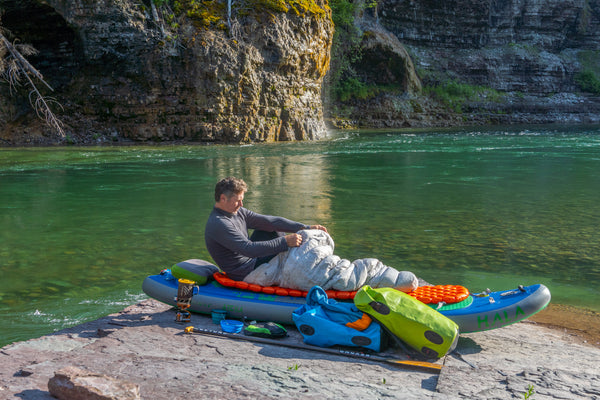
xmin=292 ymin=286 xmax=383 ymax=352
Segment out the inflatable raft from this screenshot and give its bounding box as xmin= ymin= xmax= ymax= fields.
xmin=142 ymin=266 xmax=551 ymax=333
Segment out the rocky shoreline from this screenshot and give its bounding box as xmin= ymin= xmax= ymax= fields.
xmin=1 ymin=299 xmax=599 ymax=399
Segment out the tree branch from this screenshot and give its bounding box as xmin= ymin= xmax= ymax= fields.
xmin=0 ymin=32 xmax=65 ymax=136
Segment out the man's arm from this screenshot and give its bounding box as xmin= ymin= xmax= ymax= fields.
xmin=243 ymin=208 xmax=309 ymax=233
xmin=212 ymin=218 xmax=289 ymax=258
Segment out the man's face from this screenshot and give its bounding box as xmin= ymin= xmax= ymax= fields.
xmin=219 ymin=191 xmax=244 ymax=214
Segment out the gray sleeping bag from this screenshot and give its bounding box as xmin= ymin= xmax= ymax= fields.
xmin=244 ymin=229 xmax=418 ymax=292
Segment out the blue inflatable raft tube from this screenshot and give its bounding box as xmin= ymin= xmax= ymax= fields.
xmin=142 ymin=269 xmax=551 ymax=333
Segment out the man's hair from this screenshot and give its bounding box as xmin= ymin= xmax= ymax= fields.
xmin=214 ymin=176 xmax=247 ymax=201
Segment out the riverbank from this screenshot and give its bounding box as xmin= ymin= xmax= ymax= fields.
xmin=529 ymin=303 xmax=600 ymax=348
xmin=1 ymin=299 xmax=598 ymax=399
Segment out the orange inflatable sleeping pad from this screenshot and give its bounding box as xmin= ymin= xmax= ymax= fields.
xmin=213 ymin=272 xmax=469 ymax=304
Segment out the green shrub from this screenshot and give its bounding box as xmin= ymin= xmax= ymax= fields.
xmin=335 ymin=78 xmax=369 ymax=102
xmin=575 ymin=70 xmax=600 ymax=94
xmin=575 ymin=51 xmax=600 ymax=94
xmin=335 ymin=79 xmax=408 ymax=102
xmin=425 ymin=81 xmax=504 ymax=112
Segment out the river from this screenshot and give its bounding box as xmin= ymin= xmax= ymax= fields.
xmin=1 ymin=125 xmax=599 ymax=347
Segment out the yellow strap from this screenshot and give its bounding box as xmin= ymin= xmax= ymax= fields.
xmin=345 ymin=313 xmax=372 ymax=331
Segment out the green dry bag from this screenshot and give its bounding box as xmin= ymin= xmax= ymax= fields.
xmin=354 ymin=285 xmax=459 ymax=359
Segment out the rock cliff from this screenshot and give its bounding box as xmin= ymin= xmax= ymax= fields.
xmin=333 ymin=0 xmax=600 ymax=128
xmin=0 ymin=0 xmax=333 ymax=144
xmin=2 ymin=0 xmax=600 ymax=144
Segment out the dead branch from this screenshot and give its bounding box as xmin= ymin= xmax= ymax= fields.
xmin=150 ymin=1 xmax=166 ymax=36
xmin=0 ymin=31 xmax=65 ymax=136
xmin=29 ymin=85 xmax=65 ymax=137
xmin=0 ymin=34 xmax=50 ymax=89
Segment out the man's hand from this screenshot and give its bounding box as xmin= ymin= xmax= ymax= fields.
xmin=310 ymin=224 xmax=328 ymax=233
xmin=285 ymin=233 xmax=303 ymax=247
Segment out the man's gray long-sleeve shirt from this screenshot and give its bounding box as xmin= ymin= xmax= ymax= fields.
xmin=205 ymin=206 xmax=308 ymax=280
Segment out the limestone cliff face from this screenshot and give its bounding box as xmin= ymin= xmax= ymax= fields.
xmin=381 ymin=0 xmax=600 ymax=50
xmin=0 ymin=0 xmax=333 ymax=144
xmin=380 ymin=0 xmax=598 ymax=89
xmin=334 ymin=0 xmax=600 ymax=128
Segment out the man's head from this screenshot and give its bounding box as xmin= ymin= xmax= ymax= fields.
xmin=214 ymin=176 xmax=247 ymax=214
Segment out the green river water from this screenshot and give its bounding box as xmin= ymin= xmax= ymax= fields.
xmin=1 ymin=126 xmax=599 ymax=347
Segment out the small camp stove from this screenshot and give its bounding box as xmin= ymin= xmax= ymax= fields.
xmin=174 ymin=278 xmax=197 ymax=323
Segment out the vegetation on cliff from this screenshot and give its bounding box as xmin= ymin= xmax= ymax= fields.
xmin=425 ymin=82 xmax=504 ymax=113
xmin=151 ymin=0 xmax=328 ymax=30
xmin=327 ymin=0 xmax=363 ymax=101
xmin=326 ymin=0 xmax=380 ymax=103
xmin=575 ymin=50 xmax=600 ymax=95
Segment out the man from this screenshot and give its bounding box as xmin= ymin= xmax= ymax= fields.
xmin=205 ymin=176 xmax=328 ymax=281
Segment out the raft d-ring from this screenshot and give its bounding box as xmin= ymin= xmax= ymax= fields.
xmin=501 ymin=285 xmax=528 ymax=297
